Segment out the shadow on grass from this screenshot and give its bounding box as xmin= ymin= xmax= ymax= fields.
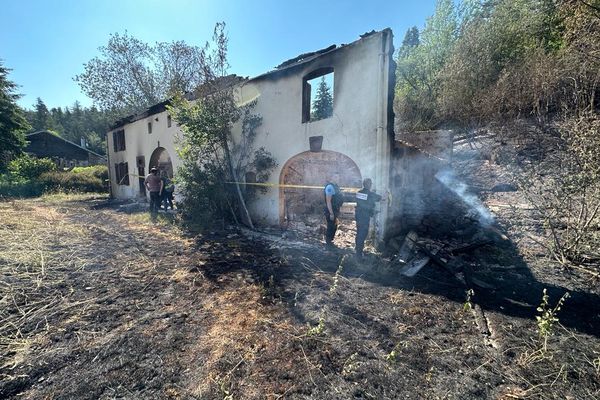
xmin=192 ymin=226 xmax=600 ymax=339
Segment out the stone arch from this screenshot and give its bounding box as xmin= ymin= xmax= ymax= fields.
xmin=148 ymin=147 xmax=173 ymax=178
xmin=279 ymin=150 xmax=362 ymax=226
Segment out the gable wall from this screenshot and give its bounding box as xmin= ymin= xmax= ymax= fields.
xmin=108 ymin=112 xmax=181 ymax=199
xmin=237 ymin=31 xmax=394 ymax=234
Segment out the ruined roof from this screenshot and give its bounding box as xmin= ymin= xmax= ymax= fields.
xmin=275 ymin=44 xmax=337 ymax=69
xmin=273 ymin=29 xmax=383 ymax=71
xmin=26 ymin=130 xmax=107 ymax=159
xmin=109 ymin=29 xmax=392 ymax=130
xmin=109 ymin=74 xmax=247 ymax=130
xmin=249 ymin=28 xmax=392 ymax=82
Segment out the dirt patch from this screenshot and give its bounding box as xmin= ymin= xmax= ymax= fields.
xmin=1 ymin=194 xmax=599 ymax=399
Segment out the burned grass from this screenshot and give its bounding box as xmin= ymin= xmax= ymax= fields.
xmin=0 ymin=196 xmax=599 ymax=399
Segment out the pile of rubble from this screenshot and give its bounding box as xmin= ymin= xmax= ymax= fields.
xmin=389 ymin=228 xmax=505 ymax=288
xmin=386 ymin=199 xmax=510 ymax=289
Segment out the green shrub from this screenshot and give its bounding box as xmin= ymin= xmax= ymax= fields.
xmin=71 ymin=165 xmax=109 ymax=182
xmin=38 ymin=170 xmax=106 ymax=193
xmin=0 ymin=180 xmax=45 ymax=197
xmin=8 ymin=155 xmax=56 ymax=181
xmin=71 ymin=165 xmax=107 ymax=177
xmin=0 ymin=164 xmax=108 ymax=198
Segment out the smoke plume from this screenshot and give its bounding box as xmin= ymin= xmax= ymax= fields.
xmin=435 ymin=169 xmax=494 ymax=226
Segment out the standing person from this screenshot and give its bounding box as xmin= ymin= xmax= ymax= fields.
xmin=144 ymin=167 xmax=163 ymax=219
xmin=355 ymin=178 xmax=384 ymax=258
xmin=324 ymin=182 xmax=344 ymax=248
xmin=161 ymin=172 xmax=175 ymax=210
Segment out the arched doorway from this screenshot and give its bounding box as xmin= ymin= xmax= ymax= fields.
xmin=279 ymin=150 xmax=362 ymax=227
xmin=149 ymin=147 xmax=173 ymax=178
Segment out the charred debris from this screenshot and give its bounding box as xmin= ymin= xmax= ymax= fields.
xmin=382 ymin=131 xmax=511 ymax=289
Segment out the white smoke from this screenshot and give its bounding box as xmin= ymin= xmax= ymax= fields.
xmin=435 ymin=169 xmax=494 ymax=226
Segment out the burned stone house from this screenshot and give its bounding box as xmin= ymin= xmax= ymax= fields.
xmin=26 ymin=130 xmax=107 ymax=168
xmin=106 ymin=29 xmax=450 ymax=240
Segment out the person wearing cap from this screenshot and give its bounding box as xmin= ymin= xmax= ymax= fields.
xmin=144 ymin=167 xmax=163 ymax=219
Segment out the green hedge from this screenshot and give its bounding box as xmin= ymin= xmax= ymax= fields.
xmin=71 ymin=165 xmax=109 ymax=181
xmin=38 ymin=170 xmax=106 ymax=193
xmin=0 ymin=165 xmax=109 ymax=197
xmin=8 ymin=155 xmax=56 ymax=181
xmin=0 ymin=180 xmax=45 ymax=197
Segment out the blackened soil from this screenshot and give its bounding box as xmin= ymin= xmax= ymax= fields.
xmin=1 ymin=198 xmax=599 ymax=399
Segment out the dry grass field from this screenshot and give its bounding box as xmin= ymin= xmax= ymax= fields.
xmin=0 ymin=193 xmax=599 ymax=399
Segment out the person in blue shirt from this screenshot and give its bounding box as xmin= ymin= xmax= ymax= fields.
xmin=324 ymin=182 xmax=344 ymax=247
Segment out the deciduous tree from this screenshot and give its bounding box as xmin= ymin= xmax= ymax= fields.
xmin=395 ymin=0 xmax=458 ymax=131
xmin=169 ymin=23 xmax=276 ymax=229
xmin=75 ymin=32 xmax=206 ymax=114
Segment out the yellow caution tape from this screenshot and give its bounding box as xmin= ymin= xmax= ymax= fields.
xmin=226 ymin=181 xmax=392 ymax=202
xmin=225 ymin=181 xmax=361 ymax=192
xmin=119 ymin=175 xmax=394 ymax=199
xmin=120 ymin=175 xmax=392 ymax=202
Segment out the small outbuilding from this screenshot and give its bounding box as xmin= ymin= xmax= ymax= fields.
xmin=25 ymin=130 xmax=107 ymax=168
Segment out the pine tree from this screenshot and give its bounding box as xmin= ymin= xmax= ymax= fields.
xmin=32 ymin=97 xmax=51 ymax=131
xmin=311 ymin=76 xmax=333 ymax=121
xmin=22 ymin=98 xmax=110 ymax=155
xmin=0 ymin=62 xmax=29 ymax=164
xmin=399 ymin=26 xmax=420 ymax=57
xmin=50 ymin=107 xmax=65 ymax=133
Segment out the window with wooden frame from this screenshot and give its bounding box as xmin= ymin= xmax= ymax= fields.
xmin=302 ymin=67 xmax=334 ymax=123
xmin=112 ymin=129 xmax=126 ymax=152
xmin=114 ymin=162 xmax=130 ymax=185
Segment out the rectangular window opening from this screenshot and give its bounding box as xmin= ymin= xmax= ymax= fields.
xmin=167 ymin=115 xmax=172 ymax=128
xmin=302 ymin=68 xmax=334 ymax=123
xmin=114 ymin=162 xmax=130 ymax=186
xmin=147 ymin=122 xmax=152 ymax=134
xmin=112 ymin=129 xmax=126 ymax=152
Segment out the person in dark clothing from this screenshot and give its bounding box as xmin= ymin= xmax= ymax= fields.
xmin=144 ymin=167 xmax=163 ymax=219
xmin=160 ymin=172 xmax=175 ymax=210
xmin=355 ymin=178 xmax=384 ymax=258
xmin=324 ymin=182 xmax=344 ymax=247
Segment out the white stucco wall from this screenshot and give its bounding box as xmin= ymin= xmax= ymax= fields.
xmin=235 ymin=31 xmax=394 ymax=234
xmin=107 ymin=112 xmax=182 ymax=200
xmin=107 ymin=30 xmax=394 ymax=236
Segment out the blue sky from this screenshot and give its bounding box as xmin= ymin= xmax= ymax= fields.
xmin=0 ymin=0 xmax=436 ymax=110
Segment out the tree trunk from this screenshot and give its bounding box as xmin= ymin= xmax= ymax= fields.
xmin=223 ymin=139 xmax=254 ymax=229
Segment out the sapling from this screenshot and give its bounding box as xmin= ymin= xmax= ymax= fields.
xmin=385 ymin=349 xmax=398 ymax=363
xmin=330 ymin=263 xmax=344 ymax=293
xmin=536 ymin=288 xmax=570 ymax=352
xmin=307 ymin=315 xmax=325 ymax=336
xmin=463 ymin=288 xmax=475 ymax=312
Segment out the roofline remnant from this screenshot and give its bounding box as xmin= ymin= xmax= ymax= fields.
xmin=108 ymin=28 xmax=392 ymax=131
xmin=108 ymin=75 xmax=247 ymax=130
